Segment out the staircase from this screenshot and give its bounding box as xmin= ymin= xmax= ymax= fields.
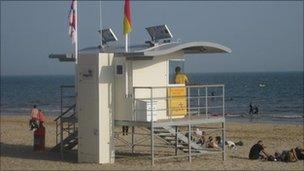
xmin=51 ymin=85 xmax=78 ymax=153
xmin=153 ymin=126 xmax=205 ymax=154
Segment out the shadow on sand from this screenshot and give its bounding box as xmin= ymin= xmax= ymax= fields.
xmin=115 ymin=151 xmax=151 ymax=159
xmin=229 ymin=155 xmax=249 ymax=160
xmin=0 ymin=142 xmax=77 ymax=163
xmin=1 ymin=143 xmax=152 ymax=162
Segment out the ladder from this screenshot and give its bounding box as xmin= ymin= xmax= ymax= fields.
xmin=51 ymin=85 xmax=78 ymax=156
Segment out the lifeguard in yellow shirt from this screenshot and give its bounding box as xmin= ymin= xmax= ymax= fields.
xmin=174 ymin=66 xmax=189 ymax=84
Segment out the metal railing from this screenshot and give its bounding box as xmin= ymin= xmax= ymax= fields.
xmin=132 ymin=84 xmax=225 ymax=122
xmin=53 ymin=85 xmax=77 ymax=158
xmin=131 ymin=84 xmax=225 ymax=165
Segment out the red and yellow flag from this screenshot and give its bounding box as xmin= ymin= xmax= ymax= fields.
xmin=123 ymin=0 xmax=132 ymax=35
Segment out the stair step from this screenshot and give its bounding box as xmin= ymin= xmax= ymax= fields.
xmin=182 ymin=149 xmax=201 ymax=153
xmin=51 ymin=131 xmax=78 ymax=152
xmin=162 ymin=136 xmax=176 ymax=140
xmin=154 ymin=130 xmax=169 ymax=134
xmin=61 ymin=116 xmax=78 ymax=123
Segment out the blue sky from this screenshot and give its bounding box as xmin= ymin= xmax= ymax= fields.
xmin=1 ymin=1 xmax=303 ymax=75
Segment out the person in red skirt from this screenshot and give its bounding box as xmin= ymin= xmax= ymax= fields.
xmin=33 ymin=109 xmax=46 ymax=151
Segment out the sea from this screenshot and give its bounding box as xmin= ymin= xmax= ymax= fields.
xmin=1 ymin=72 xmax=303 ymax=124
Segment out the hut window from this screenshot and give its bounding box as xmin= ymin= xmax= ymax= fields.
xmin=116 ymin=65 xmax=123 ymax=75
xmin=168 ymin=59 xmax=185 ymax=84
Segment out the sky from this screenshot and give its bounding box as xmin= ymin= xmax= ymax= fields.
xmin=1 ymin=1 xmax=303 ymax=75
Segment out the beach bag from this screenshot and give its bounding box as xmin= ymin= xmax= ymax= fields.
xmin=29 ymin=119 xmax=39 ymax=130
xmin=235 ymin=141 xmax=244 ymax=146
xmin=274 ymin=152 xmax=283 ymax=161
xmin=267 ymin=155 xmax=275 ymax=161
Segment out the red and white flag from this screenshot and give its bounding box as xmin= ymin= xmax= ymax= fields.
xmin=68 ymin=0 xmax=77 ymax=44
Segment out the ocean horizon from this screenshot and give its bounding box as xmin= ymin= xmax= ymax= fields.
xmin=1 ymin=71 xmax=303 ymax=124
xmin=1 ymin=70 xmax=303 ymax=77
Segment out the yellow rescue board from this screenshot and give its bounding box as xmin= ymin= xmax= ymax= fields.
xmin=167 ymin=87 xmax=187 ymax=118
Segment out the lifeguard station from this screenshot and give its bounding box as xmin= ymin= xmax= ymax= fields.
xmin=50 ymin=25 xmax=231 ymax=165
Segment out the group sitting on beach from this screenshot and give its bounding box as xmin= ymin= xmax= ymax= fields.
xmin=29 ymin=105 xmax=45 ymax=131
xmin=249 ymin=140 xmax=304 ymax=162
xmin=194 ymin=128 xmax=243 ymax=150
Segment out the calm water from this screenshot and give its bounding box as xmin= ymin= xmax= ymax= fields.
xmin=1 ymin=72 xmax=303 ymax=124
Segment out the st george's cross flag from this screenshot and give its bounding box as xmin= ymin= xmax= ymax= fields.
xmin=68 ymin=0 xmax=77 ymax=44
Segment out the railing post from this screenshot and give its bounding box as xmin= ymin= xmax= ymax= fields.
xmin=60 ymin=86 xmax=63 ymax=121
xmin=169 ymin=87 xmax=172 ymax=122
xmin=60 ymin=86 xmax=63 ymax=160
xmin=197 ymin=88 xmax=200 ymax=116
xmin=188 ymin=124 xmax=192 ymax=162
xmin=131 ymin=126 xmax=135 ymax=154
xmin=150 ymin=88 xmax=154 ymax=166
xmin=60 ymin=117 xmax=63 ymax=160
xmin=222 ymin=85 xmax=226 ymax=161
xmin=205 ymin=86 xmax=208 ymax=118
xmin=175 ymin=126 xmax=178 ymax=156
xmin=188 ymin=86 xmax=190 ymax=120
xmin=55 ymin=121 xmax=58 ymax=145
xmin=132 ymin=87 xmax=135 ymax=121
xmin=222 ymin=85 xmax=225 ymax=119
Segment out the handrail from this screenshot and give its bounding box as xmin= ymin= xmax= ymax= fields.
xmin=60 ymin=85 xmax=75 ymax=88
xmin=54 ymin=104 xmax=76 ymax=121
xmin=133 ymin=84 xmax=224 ymax=89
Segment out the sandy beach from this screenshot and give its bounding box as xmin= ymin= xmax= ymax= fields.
xmin=0 ymin=115 xmax=303 ymax=170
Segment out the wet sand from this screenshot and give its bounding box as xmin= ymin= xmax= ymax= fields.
xmin=1 ymin=115 xmax=303 ymax=170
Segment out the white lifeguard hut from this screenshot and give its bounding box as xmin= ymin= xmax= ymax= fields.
xmin=50 ymin=25 xmax=231 ymax=165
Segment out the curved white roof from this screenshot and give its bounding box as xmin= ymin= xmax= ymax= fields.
xmin=51 ymin=41 xmax=231 ymax=62
xmin=80 ymin=41 xmax=231 ymax=60
xmin=138 ymin=41 xmax=232 ymax=56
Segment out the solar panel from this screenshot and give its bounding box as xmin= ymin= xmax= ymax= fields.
xmin=145 ymin=25 xmax=173 ymax=42
xmin=100 ymin=28 xmax=118 ymax=44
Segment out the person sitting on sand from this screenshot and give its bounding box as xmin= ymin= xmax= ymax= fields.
xmin=29 ymin=105 xmax=39 ymax=130
xmin=295 ymin=146 xmax=304 ymax=160
xmin=207 ymin=136 xmax=220 ymax=149
xmin=195 ymin=128 xmax=206 ymax=145
xmin=273 ymin=147 xmax=303 ymax=162
xmin=249 ymin=140 xmax=269 ymax=160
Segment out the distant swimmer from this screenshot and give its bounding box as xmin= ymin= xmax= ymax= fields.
xmin=174 ymin=66 xmax=189 ymax=85
xmin=259 ymin=83 xmax=266 ymax=87
xmin=253 ymin=106 xmax=259 ymax=114
xmin=249 ymin=103 xmax=254 ymax=115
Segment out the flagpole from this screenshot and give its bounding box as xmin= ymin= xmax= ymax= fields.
xmin=125 ymin=33 xmax=128 ymax=97
xmin=124 ymin=0 xmax=131 ymax=97
xmin=75 ymin=0 xmax=78 ymax=64
xmin=99 ymin=0 xmax=103 ymax=47
xmin=125 ymin=34 xmax=128 ymax=52
xmin=73 ymin=0 xmax=79 ymax=119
